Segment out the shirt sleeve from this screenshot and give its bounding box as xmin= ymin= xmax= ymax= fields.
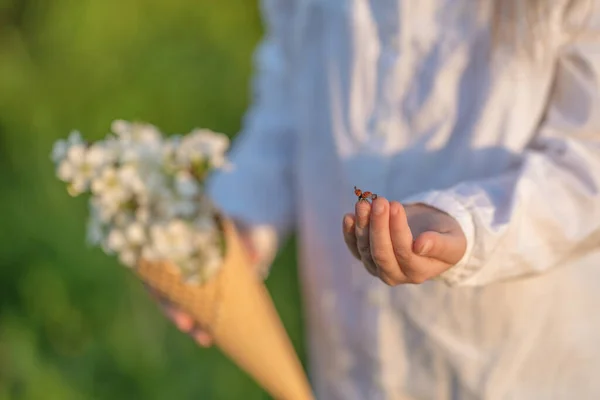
xmin=206 ymin=1 xmax=296 ymax=276
xmin=403 ymin=3 xmax=600 ymax=286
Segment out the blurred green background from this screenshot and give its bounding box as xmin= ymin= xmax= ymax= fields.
xmin=0 ymin=1 xmax=306 ymax=399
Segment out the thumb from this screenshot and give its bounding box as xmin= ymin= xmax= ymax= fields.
xmin=412 ymin=230 xmax=466 ymax=265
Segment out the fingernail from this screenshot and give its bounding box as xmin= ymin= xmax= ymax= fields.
xmin=390 ymin=203 xmax=399 ymax=216
xmin=343 ymin=215 xmax=354 ymax=229
xmin=419 ymin=240 xmax=432 ymax=256
xmin=372 ymin=200 xmax=384 ymax=216
xmin=173 ymin=314 xmax=193 ymax=331
xmin=196 ymin=334 xmax=213 ymax=347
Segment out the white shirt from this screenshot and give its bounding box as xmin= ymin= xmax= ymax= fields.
xmin=208 ymin=1 xmax=600 ymax=399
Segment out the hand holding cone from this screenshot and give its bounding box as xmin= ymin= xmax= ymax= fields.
xmin=137 ymin=218 xmax=314 ymax=400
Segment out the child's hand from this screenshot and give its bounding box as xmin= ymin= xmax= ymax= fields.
xmin=342 ymin=197 xmax=467 ymax=285
xmin=148 ymin=287 xmax=216 ymax=347
xmin=148 ymin=218 xmax=263 ymax=348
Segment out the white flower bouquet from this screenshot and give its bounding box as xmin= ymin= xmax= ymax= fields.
xmin=52 ymin=120 xmax=228 ymax=283
xmin=51 ymin=121 xmax=313 ymax=400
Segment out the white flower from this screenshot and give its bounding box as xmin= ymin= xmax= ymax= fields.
xmin=141 ymin=170 xmax=168 ymax=198
xmin=57 ymin=143 xmax=108 ymax=196
xmin=111 ymin=120 xmax=130 ymax=135
xmin=90 ymin=197 xmax=119 ymax=223
xmin=181 ymin=246 xmax=222 ymax=284
xmin=192 ymin=230 xmax=213 ymax=251
xmin=111 ymin=120 xmax=162 ymax=146
xmin=105 ymin=226 xmax=140 ymax=267
xmin=150 ymin=220 xmax=196 ymax=261
xmin=99 ymin=134 xmax=125 ymax=162
xmin=91 ymin=167 xmax=131 ymax=209
xmin=54 ymin=120 xmax=229 ymax=279
xmin=118 ymin=164 xmax=146 ymax=195
xmin=118 ymin=249 xmax=138 ymax=268
xmin=113 ymin=211 xmax=135 ymax=229
xmin=110 ymin=121 xmax=164 ymax=168
xmin=125 ymin=222 xmax=146 ymax=246
xmin=199 ymin=247 xmax=223 ymax=282
xmin=141 ymin=244 xmax=160 ymax=262
xmin=176 ymin=129 xmax=230 ymax=168
xmin=193 ymin=213 xmax=218 ymax=232
xmin=120 ymin=144 xmax=161 ymax=166
xmin=86 ymin=203 xmax=105 ymax=246
xmin=56 ymin=145 xmax=83 ymax=181
xmin=174 ymin=171 xmax=201 ymax=198
xmin=173 ymin=198 xmax=197 ymax=217
xmin=135 ymin=206 xmax=151 ymax=225
xmin=51 ymin=130 xmax=84 ymax=164
xmin=165 ymin=196 xmax=197 ymax=219
xmin=87 ymin=142 xmax=110 ymax=168
xmin=152 ymin=187 xmax=197 ymax=220
xmin=106 ymin=229 xmax=127 ymax=253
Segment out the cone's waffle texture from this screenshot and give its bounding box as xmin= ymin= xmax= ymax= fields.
xmin=137 ymin=218 xmax=314 ymax=400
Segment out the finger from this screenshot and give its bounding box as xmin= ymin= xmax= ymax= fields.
xmin=389 ymin=201 xmax=424 ymax=280
xmin=389 ymin=201 xmax=415 ymax=262
xmin=413 ymin=230 xmax=466 ymax=265
xmin=369 ymin=197 xmax=407 ymax=283
xmin=355 ymin=199 xmax=371 ymax=229
xmin=354 ymin=201 xmax=378 ymax=275
xmin=163 ymin=305 xmax=195 ymax=332
xmin=191 ymin=327 xmax=214 ymax=347
xmin=342 ymin=214 xmax=362 ymax=260
xmin=239 ymin=234 xmax=261 ymax=265
xmin=164 ymin=304 xmax=215 ymax=347
xmin=147 ymin=286 xmax=214 ymax=346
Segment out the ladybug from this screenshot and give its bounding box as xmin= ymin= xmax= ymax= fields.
xmin=354 ymin=186 xmax=378 ymax=203
xmin=353 ymin=186 xmax=363 ymax=199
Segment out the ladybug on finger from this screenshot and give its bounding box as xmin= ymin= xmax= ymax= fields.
xmin=354 ymin=186 xmax=378 ymax=203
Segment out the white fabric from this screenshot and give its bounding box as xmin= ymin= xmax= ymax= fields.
xmin=207 ymin=1 xmax=600 ymax=399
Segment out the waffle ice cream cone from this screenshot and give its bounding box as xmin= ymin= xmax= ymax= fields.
xmin=136 ymin=218 xmax=314 ymax=400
